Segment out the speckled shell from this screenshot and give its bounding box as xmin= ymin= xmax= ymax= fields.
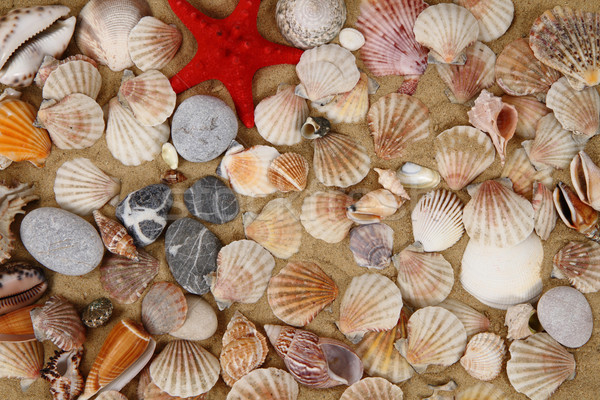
xmin=571 ymin=151 xmax=600 ymax=211
xmin=100 ymin=250 xmax=159 ymax=304
xmin=460 ymin=332 xmax=506 ymax=381
xmin=128 ymin=16 xmax=182 ymax=71
xmin=438 ymin=299 xmax=490 ymax=337
xmin=532 ymin=182 xmax=557 ymax=241
xmin=300 ymin=191 xmax=354 ymax=243
xmin=93 ymin=210 xmax=138 ymax=260
xmin=42 ymin=59 xmax=102 ymax=100
xmin=0 ymin=262 xmax=47 ymax=316
xmin=219 ymin=144 xmax=280 ymax=197
xmin=0 ymin=183 xmax=38 ymax=264
xmin=141 ymin=282 xmax=187 ymax=335
xmin=500 ymin=148 xmax=552 ymax=200
xmin=455 ymin=0 xmax=513 ymax=42
xmin=118 ymin=69 xmax=176 ymax=126
xmin=0 ymin=339 xmax=44 ymax=390
xmin=553 ymin=241 xmax=600 ymax=293
xmin=312 ymin=132 xmax=370 ymax=188
xmin=268 ymin=152 xmax=309 ymax=192
xmin=340 ymin=377 xmax=404 ymax=400
xmin=30 ymin=295 xmax=86 ymax=351
xmin=226 ymin=368 xmax=299 ymax=400
xmin=456 ymin=383 xmax=509 ymax=400
xmin=41 ymin=348 xmax=84 ymax=400
xmin=349 ymin=223 xmax=394 ymax=269
xmin=312 ymin=72 xmax=370 ymax=124
xmin=501 ymin=95 xmax=551 ymax=139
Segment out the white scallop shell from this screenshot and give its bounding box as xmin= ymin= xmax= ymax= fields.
xmin=226 ymin=368 xmax=299 ymax=400
xmin=340 ymin=377 xmax=404 ymax=400
xmin=438 ymin=299 xmax=490 ymax=337
xmin=42 ymin=59 xmax=102 ymax=101
xmin=460 ymin=332 xmax=506 ymax=381
xmin=127 ymin=16 xmax=182 ymax=71
xmin=455 ymin=0 xmax=514 ymax=42
xmin=255 ymin=84 xmax=309 ymax=145
xmin=300 ymin=191 xmax=354 ymax=243
xmin=531 ymin=182 xmax=557 ymax=241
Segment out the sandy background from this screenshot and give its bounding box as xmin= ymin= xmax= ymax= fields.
xmin=1 ymin=0 xmax=600 ymax=399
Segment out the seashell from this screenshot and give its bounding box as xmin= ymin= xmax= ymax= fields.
xmin=82 ymin=297 xmax=113 ymax=328
xmin=532 ymin=182 xmax=557 ymax=240
xmin=41 ymin=348 xmax=84 ymax=400
xmin=529 ymin=6 xmax=600 ymax=90
xmin=393 ymin=244 xmax=454 ymax=308
xmin=312 ymin=72 xmax=370 ymax=124
xmin=265 ymin=325 xmax=363 ymax=388
xmin=34 ymin=54 xmax=99 ymax=88
xmin=100 ymin=250 xmax=159 ymax=304
xmin=0 ymin=339 xmax=44 ymax=391
xmin=141 ymin=282 xmax=187 ymax=335
xmin=500 ymin=148 xmax=552 ymax=200
xmin=54 ymin=157 xmax=121 ymax=216
xmin=267 ymin=261 xmax=338 ymax=327
xmin=80 ymin=319 xmax=155 ymax=400
xmin=267 ymin=152 xmax=309 ymax=192
xmin=395 ymin=306 xmax=467 ymax=373
xmin=243 ymin=198 xmax=302 ymax=259
xmin=411 ymin=189 xmax=464 ymax=252
xmin=300 ymin=191 xmax=354 ymax=243
xmin=396 ymin=162 xmax=440 ymax=189
xmin=30 ymin=295 xmax=86 ymax=351
xmin=501 ymin=95 xmax=551 ymax=139
xmin=42 ymin=59 xmax=102 ymax=101
xmin=0 ymin=155 xmax=11 ymax=170
xmin=553 ymin=241 xmax=600 ymax=294
xmin=461 ymin=233 xmax=543 ymax=309
xmin=76 ymin=0 xmax=152 ymax=71
xmin=226 ymin=368 xmax=298 ymax=400
xmin=423 ymin=381 xmax=458 ymax=400
xmin=255 ymin=84 xmax=308 ymax=146
xmin=339 ymin=28 xmax=365 ymax=51
xmin=546 ymin=77 xmax=600 ymax=139
xmin=161 ymin=170 xmax=187 ymax=185
xmin=463 ymin=179 xmax=534 ymax=248
xmin=505 ymin=303 xmax=538 ymax=341
xmin=438 ymin=299 xmax=490 ymax=337
xmin=367 ymin=93 xmax=430 ymax=160
xmin=455 ymin=383 xmax=508 ymax=400
xmin=220 ymin=311 xmax=268 ymax=386
xmin=143 ymin=382 xmax=208 ymax=400
xmin=455 ymin=0 xmax=513 ymax=42
xmin=571 ymin=151 xmax=600 ymax=211
xmin=373 ymin=168 xmax=410 ymax=200
xmin=150 ymin=340 xmax=220 ymax=398
xmin=128 ymin=16 xmax=182 ymax=71
xmin=301 ymin=115 xmax=331 ymax=139
xmin=349 ymin=223 xmax=394 ymax=269
xmin=170 ymin=295 xmax=218 ymax=342
xmin=0 ymin=305 xmax=36 ymax=342
xmin=0 ymin=182 xmax=38 ymax=263
xmin=460 ymin=332 xmax=506 ymax=381
xmin=218 ymin=143 xmax=280 ymax=197
xmin=208 ymin=240 xmax=276 ymax=310
xmin=96 ymin=391 xmax=128 ymax=400
xmin=435 ymin=41 xmax=496 ymax=104
xmin=467 ymin=90 xmax=517 ymax=165
xmin=0 ymin=89 xmax=51 ymax=167
xmin=506 ymin=333 xmax=576 ymax=400
xmin=340 ymin=377 xmax=404 ymax=399
xmin=337 ymin=273 xmax=402 ymax=343
xmin=295 ymin=44 xmax=360 ymax=102
xmin=413 ymin=3 xmax=479 ymax=65
xmin=435 ymin=125 xmax=495 ymax=191
xmin=553 ymin=182 xmax=600 ymax=242
xmin=93 ymin=210 xmax=138 ymax=261
xmin=161 ymin=142 xmax=178 ymax=169
xmin=347 ymin=189 xmax=402 ymax=224
xmin=0 ymin=262 xmax=46 ymax=316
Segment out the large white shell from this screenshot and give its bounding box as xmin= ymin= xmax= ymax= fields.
xmin=455 ymin=0 xmax=514 ymax=42
xmin=226 ymin=368 xmax=299 ymax=400
xmin=127 ymin=16 xmax=182 ymax=71
xmin=42 ymin=59 xmax=102 ymax=101
xmin=300 ymin=191 xmax=354 ymax=243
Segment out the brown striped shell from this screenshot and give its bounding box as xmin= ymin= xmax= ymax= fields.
xmin=100 ymin=250 xmax=159 ymax=304
xmin=30 ymin=295 xmax=86 ymax=351
xmin=267 ymin=152 xmax=309 ymax=192
xmin=93 ymin=210 xmax=138 ymax=260
xmin=141 ymin=282 xmax=187 ymax=335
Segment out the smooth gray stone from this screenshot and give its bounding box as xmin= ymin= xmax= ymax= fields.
xmin=20 ymin=207 xmax=104 ymax=276
xmin=165 ymin=218 xmax=222 ymax=295
xmin=537 ymin=286 xmax=593 ymax=348
xmin=184 ymin=176 xmax=239 ymax=224
xmin=171 ymin=95 xmax=238 ymax=162
xmin=116 ymin=184 xmax=173 ymax=247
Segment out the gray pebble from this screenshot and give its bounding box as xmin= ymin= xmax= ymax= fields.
xmin=82 ymin=297 xmax=113 ymax=328
xmin=184 ymin=176 xmax=239 ymax=224
xmin=171 ymin=95 xmax=238 ymax=162
xmin=20 ymin=207 xmax=104 ymax=276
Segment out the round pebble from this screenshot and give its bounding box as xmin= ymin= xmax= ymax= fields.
xmin=184 ymin=176 xmax=239 ymax=224
xmin=170 ymin=294 xmax=218 ymax=341
xmin=82 ymin=297 xmax=113 ymax=328
xmin=339 ymin=28 xmax=365 ymax=51
xmin=537 ymin=286 xmax=593 ymax=348
xmin=171 ymin=95 xmax=238 ymax=162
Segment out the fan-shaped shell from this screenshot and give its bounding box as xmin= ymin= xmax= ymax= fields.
xmin=346 ymin=189 xmax=402 ymax=225
xmin=118 ymin=69 xmax=176 ymax=126
xmin=268 ymin=152 xmax=309 ymax=192
xmin=141 ymin=282 xmax=187 ymax=335
xmin=218 ymin=144 xmax=280 ymax=197
xmin=456 ymin=383 xmax=508 ymax=400
xmin=349 ymin=223 xmax=394 ymax=269
xmin=571 ymin=151 xmax=600 ymax=211
xmin=455 ymin=0 xmax=513 ymax=42
xmin=0 ymin=339 xmax=44 ymax=390
xmin=312 ymin=132 xmax=370 ymax=187
xmin=30 ymin=295 xmax=86 ymax=351
xmin=553 ymin=241 xmax=600 ymax=293
xmin=226 ymin=368 xmax=299 ymax=400
xmin=500 ymin=148 xmax=552 ymax=200
xmin=100 ymin=250 xmax=159 ymax=304
xmin=42 ymin=59 xmax=102 ymax=100
xmin=532 ymin=182 xmax=557 ymax=241
xmin=340 ymin=377 xmax=404 ymax=400
xmin=93 ymin=210 xmax=138 ymax=260
xmin=54 ymin=157 xmax=121 ymax=216
xmin=35 ymin=55 xmax=99 ymax=88
xmin=460 ymin=332 xmax=506 ymax=381
xmin=411 ymin=189 xmax=464 ymax=252
xmin=300 ymin=191 xmax=354 ymax=243
xmin=438 ymin=299 xmax=490 ymax=337
xmin=367 ymin=93 xmax=430 ymax=160
xmin=435 ymin=125 xmax=495 ymax=191
xmin=128 ymin=16 xmax=182 ymax=71
xmin=502 ymin=95 xmax=551 ymax=139
xmin=312 ymin=72 xmax=370 ymax=124
xmin=337 ymin=273 xmax=403 ymax=343
xmin=524 ymin=114 xmax=582 ymax=171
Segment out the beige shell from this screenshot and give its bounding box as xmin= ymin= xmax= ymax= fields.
xmin=500 ymin=148 xmax=553 ymax=200
xmin=96 ymin=391 xmax=128 ymax=400
xmin=30 ymin=295 xmax=86 ymax=351
xmin=553 ymin=181 xmax=600 ymax=241
xmin=456 ymin=382 xmax=509 ymax=400
xmin=460 ymin=332 xmax=506 ymax=381
xmin=312 ymin=132 xmax=370 ymax=187
xmin=118 ymin=69 xmax=176 ymax=126
xmin=571 ymin=151 xmax=600 ymax=211
xmin=340 ymin=377 xmax=404 ymax=400
xmin=349 ymin=223 xmax=394 ymax=269
xmin=438 ymin=299 xmax=490 ymax=337
xmin=337 ymin=273 xmax=403 ymax=343
xmin=532 ymin=182 xmax=557 ymax=241
xmin=100 ymin=250 xmax=160 ymax=304
xmin=0 ymin=339 xmax=44 ymax=390
xmin=226 ymin=368 xmax=299 ymax=400
xmin=553 ymin=241 xmax=600 ymax=294
xmin=54 ymin=157 xmax=121 ymax=216
xmin=505 ymin=303 xmax=537 ymax=341
xmin=435 ymin=125 xmax=495 ymax=191
xmin=346 ymin=189 xmax=402 ymax=224
xmin=374 ymin=168 xmax=410 ymax=200
xmin=300 ymin=190 xmax=354 ymax=243
xmin=367 ymin=93 xmax=430 ymax=160
xmin=267 ymin=152 xmax=309 ymax=192
xmin=455 ymin=0 xmax=513 ymax=41
xmin=0 ymin=182 xmax=38 ymax=263
xmin=312 ymin=72 xmax=370 ymax=124
xmin=141 ymin=282 xmax=187 ymax=335
xmin=502 ymin=95 xmax=551 ymax=140
xmin=93 ymin=210 xmax=138 ymax=260
xmin=42 ymin=59 xmax=102 ymax=100
xmin=396 ymin=162 xmax=441 ymax=190
xmin=127 ymin=16 xmax=182 ymax=71
xmin=35 ymin=55 xmax=99 ymax=88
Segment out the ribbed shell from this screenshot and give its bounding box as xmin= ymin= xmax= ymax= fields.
xmin=312 ymin=132 xmax=370 ymax=187
xmin=100 ymin=250 xmax=159 ymax=304
xmin=0 ymin=261 xmax=47 ymax=315
xmin=367 ymin=93 xmax=430 ymax=160
xmin=312 ymin=72 xmax=369 ymax=124
xmin=141 ymin=282 xmax=187 ymax=335
xmin=532 ymin=182 xmax=557 ymax=241
xmin=268 ymin=152 xmax=309 ymax=192
xmin=127 ymin=16 xmax=182 ymax=71
xmin=0 ymin=305 xmax=36 ymax=342
xmin=506 ymin=333 xmax=576 ymax=400
xmin=226 ymin=368 xmax=299 ymax=400
xmin=500 ymin=148 xmax=552 ymax=200
xmin=337 ymin=273 xmax=403 ymax=343
xmin=42 ymin=59 xmax=102 ymax=100
xmin=35 ymin=55 xmax=99 ymax=88
xmin=300 ymin=191 xmax=354 ymax=243
xmin=438 ymin=299 xmax=490 ymax=337
xmin=456 ymin=383 xmax=508 ymax=400
xmin=209 ymin=240 xmax=276 ymax=310
xmin=571 ymin=151 xmax=600 ymax=211
xmin=53 ymin=157 xmax=121 ymax=216
xmin=349 ymin=223 xmax=394 ymax=269
xmin=460 ymin=332 xmax=506 ymax=381
xmin=0 ymin=183 xmax=38 ymax=264
xmin=96 ymin=391 xmax=128 ymax=400
xmin=142 ymin=381 xmax=208 ymax=400
xmin=463 ymin=179 xmax=534 ymax=248
xmin=149 ymin=340 xmax=220 ymax=398
xmin=255 ymin=84 xmax=308 ymax=146
xmin=411 ymin=189 xmax=464 ymax=252
xmin=455 ymin=0 xmax=513 ymax=41
xmin=435 ymin=125 xmax=495 ymax=191
xmin=93 ymin=210 xmax=138 ymax=260
xmin=30 ymin=295 xmax=86 ymax=351
xmin=340 ymin=377 xmax=404 ymax=400
xmin=502 ymin=95 xmax=551 ymax=139
xmin=118 ymin=69 xmax=176 ymax=126
xmin=393 ymin=245 xmax=454 ymax=308
xmin=219 ymin=144 xmax=280 ymax=197
xmin=553 ymin=241 xmax=600 ymax=293
xmin=267 ymin=261 xmax=338 ymax=327
xmin=0 ymin=339 xmax=44 ymax=386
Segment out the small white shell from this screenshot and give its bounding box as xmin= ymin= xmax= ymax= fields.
xmin=339 ymin=28 xmax=365 ymax=51
xmin=396 ymin=162 xmax=440 ymax=189
xmin=161 ymin=142 xmax=178 ymax=169
xmin=42 ymin=59 xmax=102 ymax=101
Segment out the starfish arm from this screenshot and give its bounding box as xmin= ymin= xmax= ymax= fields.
xmin=170 ymin=56 xmax=215 ymax=94
xmin=221 ymin=74 xmax=256 ymax=128
xmin=229 ymin=0 xmax=261 ymax=27
xmin=168 ymin=0 xmax=217 ymax=31
xmin=255 ymin=40 xmax=304 ymax=71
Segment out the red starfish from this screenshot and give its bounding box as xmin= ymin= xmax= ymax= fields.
xmin=168 ymin=0 xmax=304 ymax=128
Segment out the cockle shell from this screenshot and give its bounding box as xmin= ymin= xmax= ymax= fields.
xmin=227 ymin=368 xmax=298 ymax=400
xmin=100 ymin=250 xmax=159 ymax=304
xmin=438 ymin=299 xmax=490 ymax=337
xmin=340 ymin=377 xmax=404 ymax=400
xmin=0 ymin=262 xmax=46 ymax=316
xmin=349 ymin=223 xmax=394 ymax=269
xmin=525 ymin=113 xmax=584 ymax=169
xmin=456 ymin=383 xmax=508 ymax=400
xmin=346 ymin=189 xmax=402 ymax=224
xmin=267 ymin=152 xmax=309 ymax=192
xmin=300 ymin=191 xmax=354 ymax=243
xmin=553 ymin=182 xmax=600 ymax=242
xmin=128 ymin=16 xmax=182 ymax=71
xmin=34 ymin=54 xmax=99 ymax=88
xmin=30 ymin=295 xmax=86 ymax=351
xmin=312 ymin=72 xmax=370 ymax=124
xmin=396 ymin=162 xmax=440 ymax=189
xmin=501 ymin=95 xmax=551 ymax=139
xmin=41 ymin=348 xmax=84 ymax=400
xmin=455 ymin=0 xmax=513 ymax=42
xmin=501 ymin=148 xmax=552 ymax=200
xmin=553 ymin=241 xmax=600 ymax=293
xmin=460 ymin=332 xmax=506 ymax=381
xmin=0 ymin=339 xmax=44 ymax=391
xmin=373 ymin=168 xmax=410 ymax=200
xmin=532 ymin=182 xmax=557 ymax=240
xmin=118 ymin=69 xmax=176 ymax=126
xmin=141 ymin=282 xmax=187 ymax=335
xmin=571 ymin=151 xmax=600 ymax=211
xmin=0 ymin=182 xmax=38 ymax=263
xmin=505 ymin=303 xmax=538 ymax=341
xmin=93 ymin=210 xmax=138 ymax=261
xmin=42 ymin=59 xmax=102 ymax=101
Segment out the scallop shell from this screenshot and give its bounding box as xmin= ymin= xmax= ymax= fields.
xmin=208 ymin=240 xmax=276 ymax=310
xmin=501 ymin=95 xmax=551 ymax=139
xmin=337 ymin=273 xmax=403 ymax=343
xmin=226 ymin=368 xmax=298 ymax=400
xmin=300 ymin=191 xmax=354 ymax=243
xmin=243 ymin=198 xmax=302 ymax=259
xmin=340 ymin=377 xmax=404 ymax=400
xmin=93 ymin=210 xmax=138 ymax=260
xmin=42 ymin=59 xmax=102 ymax=101
xmin=367 ymin=93 xmax=430 ymax=160
xmin=395 ymin=306 xmax=467 ymax=373
xmin=460 ymin=333 xmax=506 ymax=381
xmin=500 ymin=148 xmax=553 ymax=200
xmin=255 ymin=84 xmax=309 ymax=146
xmin=0 ymin=182 xmax=38 ymax=263
xmin=128 ymin=16 xmax=182 ymax=71
xmin=346 ymin=189 xmax=402 ymax=225
xmin=438 ymin=299 xmax=490 ymax=337
xmin=54 ymin=157 xmax=121 ymax=216
xmin=411 ymin=189 xmax=464 ymax=252
xmin=0 ymin=305 xmax=36 ymax=342
xmin=312 ymin=72 xmax=369 ymax=124
xmin=455 ymin=383 xmax=508 ymax=400
xmin=30 ymin=295 xmax=85 ymax=351
xmin=0 ymin=261 xmax=47 ymax=315
xmin=312 ymin=132 xmax=370 ymax=188
xmin=571 ymin=151 xmax=600 ymax=211
xmin=118 ymin=69 xmax=176 ymax=126
xmin=267 ymin=152 xmax=309 ymax=192
xmin=553 ymin=241 xmax=600 ymax=293
xmin=506 ymin=333 xmax=576 ymax=400
xmin=106 ymin=97 xmax=170 ymax=166
xmin=35 ymin=54 xmax=99 ymax=88
xmin=97 ymin=391 xmax=128 ymax=400
xmin=41 ymin=348 xmax=84 ymax=400
xmin=143 ymin=381 xmax=208 ymax=400
xmin=505 ymin=303 xmax=537 ymax=341
xmin=393 ymin=244 xmax=454 ymax=308
xmin=455 ymin=0 xmax=513 ymax=42
xmin=349 ymin=223 xmax=394 ymax=269
xmin=141 ymin=282 xmax=187 ymax=335
xmin=373 ymin=168 xmax=410 ymax=200
xmin=396 ymin=162 xmax=441 ymax=189
xmin=435 ymin=125 xmax=495 ymax=191
xmin=436 ymin=41 xmax=496 ymax=104
xmin=0 ymin=339 xmax=44 ymax=390
xmin=413 ymin=3 xmax=479 ymax=65
xmin=100 ymin=250 xmax=159 ymax=304
xmin=532 ymin=182 xmax=557 ymax=241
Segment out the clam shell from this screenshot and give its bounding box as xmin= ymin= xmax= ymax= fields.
xmin=396 ymin=162 xmax=440 ymax=189
xmin=501 ymin=95 xmax=551 ymax=139
xmin=532 ymin=182 xmax=557 ymax=240
xmin=553 ymin=181 xmax=600 ymax=241
xmin=218 ymin=144 xmax=280 ymax=197
xmin=346 ymin=189 xmax=402 ymax=224
xmin=0 ymin=182 xmax=38 ymax=263
xmin=41 ymin=348 xmax=84 ymax=400
xmin=268 ymin=152 xmax=309 ymax=192
xmin=312 ymin=72 xmax=370 ymax=124
xmin=456 ymin=383 xmax=508 ymax=400
xmin=118 ymin=69 xmax=176 ymax=126
xmin=226 ymin=368 xmax=298 ymax=400
xmin=553 ymin=241 xmax=600 ymax=293
xmin=42 ymin=59 xmax=102 ymax=101
xmin=455 ymin=0 xmax=513 ymax=42
xmin=0 ymin=339 xmax=44 ymax=390
xmin=312 ymin=132 xmax=370 ymax=187
xmin=128 ymin=16 xmax=182 ymax=71
xmin=460 ymin=332 xmax=506 ymax=381
xmin=141 ymin=282 xmax=187 ymax=335
xmin=505 ymin=303 xmax=537 ymax=341
xmin=340 ymin=377 xmax=404 ymax=400
xmin=100 ymin=250 xmax=159 ymax=304
xmin=30 ymin=295 xmax=86 ymax=351
xmin=438 ymin=299 xmax=490 ymax=337
xmin=93 ymin=210 xmax=138 ymax=260
xmin=0 ymin=305 xmax=36 ymax=342
xmin=374 ymin=168 xmax=410 ymax=200
xmin=500 ymin=148 xmax=552 ymax=200
xmin=300 ymin=191 xmax=355 ymax=243
xmin=571 ymin=151 xmax=600 ymax=211
xmin=349 ymin=223 xmax=394 ymax=269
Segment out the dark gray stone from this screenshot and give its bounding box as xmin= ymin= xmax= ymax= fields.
xmin=116 ymin=184 xmax=173 ymax=247
xmin=184 ymin=176 xmax=239 ymax=224
xmin=20 ymin=207 xmax=104 ymax=276
xmin=165 ymin=218 xmax=222 ymax=295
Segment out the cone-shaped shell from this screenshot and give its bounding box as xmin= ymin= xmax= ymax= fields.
xmin=340 ymin=377 xmax=404 ymax=400
xmin=456 ymin=383 xmax=508 ymax=400
xmin=393 ymin=244 xmax=454 ymax=308
xmin=54 ymin=157 xmax=121 ymax=216
xmin=349 ymin=223 xmax=394 ymax=269
xmin=243 ymin=198 xmax=302 ymax=259
xmin=312 ymin=72 xmax=370 ymax=124
xmin=226 ymin=368 xmax=298 ymax=400
xmin=500 ymin=148 xmax=553 ymax=200
xmin=411 ymin=189 xmax=464 ymax=252
xmin=553 ymin=241 xmax=600 ymax=293
xmin=268 ymin=152 xmax=309 ymax=192
xmin=209 ymin=240 xmax=276 ymax=310
xmin=337 ymin=273 xmax=403 ymax=343
xmin=438 ymin=299 xmax=490 ymax=337
xmin=435 ymin=126 xmax=495 ymax=191
xmin=0 ymin=339 xmax=44 ymax=389
xmin=506 ymin=333 xmax=576 ymax=400
xmin=346 ymin=189 xmax=401 ymax=224
xmin=460 ymin=332 xmax=506 ymax=381
xmin=100 ymin=250 xmax=159 ymax=304
xmin=312 ymin=132 xmax=370 ymax=187
xmin=42 ymin=59 xmax=102 ymax=100
xmin=374 ymin=168 xmax=410 ymax=200
xmin=300 ymin=191 xmax=354 ymax=243
xmin=93 ymin=210 xmax=138 ymax=260
xmin=502 ymin=95 xmax=551 ymax=140
xmin=118 ymin=69 xmax=176 ymax=126
xmin=553 ymin=181 xmax=600 ymax=242
xmin=367 ymin=93 xmax=429 ymax=160
xmin=30 ymin=295 xmax=86 ymax=351
xmin=255 ymin=84 xmax=308 ymax=146
xmin=532 ymin=182 xmax=557 ymax=241
xmin=41 ymin=348 xmax=84 ymax=400
xmin=0 ymin=305 xmax=36 ymax=342
xmin=141 ymin=282 xmax=187 ymax=335
xmin=219 ymin=144 xmax=280 ymax=197
xmin=571 ymin=151 xmax=600 ymax=211
xmin=128 ymin=16 xmax=182 ymax=71
xmin=455 ymin=0 xmax=513 ymax=42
